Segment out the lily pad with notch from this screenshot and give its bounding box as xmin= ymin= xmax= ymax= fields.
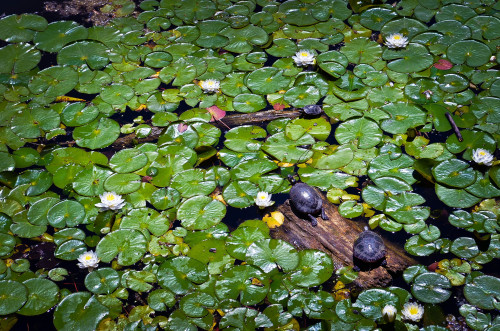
xmin=157 ymin=256 xmax=209 ymax=295
xmin=73 ymin=118 xmax=120 ymax=150
xmin=215 ymin=264 xmax=270 ymax=305
xmin=96 ymin=229 xmax=148 ymax=266
xmin=177 ymin=195 xmax=226 ymax=230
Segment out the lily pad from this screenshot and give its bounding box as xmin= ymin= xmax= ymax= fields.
xmin=463 ymin=275 xmax=500 ymax=310
xmin=96 ymin=229 xmax=148 ymax=266
xmin=340 ymin=38 xmax=381 ymax=64
xmin=57 ymin=41 xmax=109 ymax=69
xmin=233 ymin=93 xmax=267 ymax=113
xmin=177 ymin=195 xmax=226 ymax=230
xmin=335 ymin=117 xmax=382 ymax=149
xmin=47 ymin=200 xmax=85 ymax=228
xmin=411 ymin=272 xmax=452 ymax=304
xmin=447 ymin=40 xmax=492 ymax=67
xmin=435 ymin=184 xmax=481 ymax=208
xmin=73 ymin=118 xmax=120 ymax=150
xmin=0 ymin=43 xmax=41 ymax=74
xmin=104 ymin=173 xmax=141 ymax=194
xmin=53 ymin=292 xmax=109 ymax=331
xmin=109 ymin=149 xmax=148 ymax=174
xmin=289 ymin=250 xmax=333 ymax=287
xmin=383 ymin=43 xmax=434 ymax=73
xmin=262 ymin=132 xmax=314 ymax=164
xmin=157 ymin=256 xmax=209 ymax=295
xmin=215 ymin=264 xmax=269 ymax=305
xmin=34 ymin=21 xmax=88 ymax=52
xmin=18 ymin=278 xmax=59 ymax=316
xmin=246 ymin=239 xmax=299 ymax=274
xmin=380 ymin=103 xmax=427 ymax=134
xmin=246 ymin=67 xmax=292 ymax=95
xmin=0 ymin=14 xmax=48 ymax=43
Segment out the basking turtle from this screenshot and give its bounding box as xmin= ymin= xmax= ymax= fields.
xmin=353 ymin=227 xmax=387 ymax=269
xmin=288 ymin=175 xmax=328 ymax=226
xmin=301 ymin=104 xmax=323 ymax=116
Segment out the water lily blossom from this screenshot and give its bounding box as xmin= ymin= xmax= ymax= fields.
xmin=401 ymin=302 xmax=424 ymax=322
xmin=200 ymin=79 xmax=220 ymax=93
xmin=385 ymin=33 xmax=409 ymax=49
xmin=255 ymin=191 xmax=275 ymax=208
xmin=95 ymin=191 xmax=126 ymax=211
xmin=292 ymin=50 xmax=316 ymax=66
xmin=472 ymin=148 xmax=494 ymax=166
xmin=77 ymin=251 xmax=99 ymax=270
xmin=382 ymin=304 xmax=397 ymax=323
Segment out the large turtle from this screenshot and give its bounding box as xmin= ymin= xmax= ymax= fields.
xmin=288 ymin=175 xmax=328 ymax=226
xmin=353 ymin=227 xmax=387 ymax=269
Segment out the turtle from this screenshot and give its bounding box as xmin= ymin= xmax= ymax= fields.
xmin=288 ymin=175 xmax=328 ymax=226
xmin=353 ymin=227 xmax=387 ymax=270
xmin=301 ymin=104 xmax=323 ymax=116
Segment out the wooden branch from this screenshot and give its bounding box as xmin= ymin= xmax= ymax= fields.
xmin=271 ymin=192 xmax=418 ymax=289
xmin=112 ymin=109 xmax=302 ymax=148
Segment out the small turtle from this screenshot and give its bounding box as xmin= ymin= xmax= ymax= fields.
xmin=301 ymin=104 xmax=323 ymax=116
xmin=288 ymin=175 xmax=328 ymax=226
xmin=353 ymin=227 xmax=387 ymax=269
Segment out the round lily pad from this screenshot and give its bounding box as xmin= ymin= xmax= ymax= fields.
xmin=109 ymin=149 xmax=148 ymax=174
xmin=233 ymin=93 xmax=267 ymax=113
xmin=284 ymin=86 xmax=321 ymax=108
xmin=0 ymin=14 xmax=48 ymax=43
xmin=54 ymin=239 xmax=87 ymax=260
xmin=34 ymin=21 xmax=88 ymax=52
xmin=215 ymin=264 xmax=269 ymax=305
xmin=450 ymin=237 xmax=479 ymax=259
xmin=289 ymin=250 xmax=333 ymax=287
xmin=0 ymin=233 xmax=15 ymax=257
xmin=84 ymin=268 xmax=120 ymax=295
xmin=104 ymin=173 xmax=141 ymax=194
xmin=18 ymin=278 xmax=59 ymax=316
xmin=47 ymin=200 xmax=85 ymax=228
xmin=435 ymin=184 xmax=481 ymax=208
xmin=180 ymin=292 xmax=215 ymax=318
xmin=53 ymin=292 xmax=109 ymax=331
xmin=73 ymin=166 xmax=113 ymax=197
xmin=433 ymin=159 xmax=476 ymax=188
xmin=340 ymin=37 xmax=381 ymax=64
xmin=151 ymin=187 xmax=181 ymax=210
xmin=157 ymin=256 xmax=209 ymax=295
xmin=0 ymin=43 xmax=41 ymax=74
xmin=335 ymin=117 xmax=382 ymax=149
xmin=360 ymin=8 xmax=398 ymax=31
xmin=380 ymin=103 xmax=427 ymax=134
xmin=411 ymin=272 xmax=452 ymax=304
xmin=73 ymin=118 xmax=120 ymax=150
xmin=447 ymin=40 xmax=492 ymax=67
xmin=57 ymin=41 xmax=109 ymax=69
xmin=383 ymin=43 xmax=434 ymax=73
xmin=262 ymin=132 xmax=315 ymax=164
xmin=246 ymin=67 xmax=292 ymax=95
xmin=96 ymin=229 xmax=148 ymax=266
xmin=246 ymin=239 xmax=299 ymax=274
xmin=15 ymin=169 xmax=53 ymax=196
xmin=61 ymin=103 xmax=99 ymax=127
xmin=463 ymin=275 xmax=500 ymax=310
xmin=0 ymin=280 xmax=27 ymax=315
xmin=177 ymin=195 xmax=226 ymax=230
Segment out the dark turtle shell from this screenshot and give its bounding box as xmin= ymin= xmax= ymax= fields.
xmin=289 ymin=182 xmax=322 ymax=215
xmin=302 ymin=105 xmax=323 ymax=116
xmin=353 ymin=230 xmax=386 ymax=263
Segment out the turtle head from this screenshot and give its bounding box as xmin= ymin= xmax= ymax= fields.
xmin=287 ymin=174 xmax=297 ymax=185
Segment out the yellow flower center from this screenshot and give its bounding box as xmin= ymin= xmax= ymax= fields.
xmin=106 ymin=195 xmax=115 ymax=201
xmin=85 ymin=255 xmax=92 ymax=260
xmin=409 ymin=306 xmax=419 ymax=314
xmin=301 ymin=52 xmax=309 ymax=56
xmin=394 ymin=35 xmax=401 ymax=40
xmin=479 ymin=151 xmax=486 ymax=156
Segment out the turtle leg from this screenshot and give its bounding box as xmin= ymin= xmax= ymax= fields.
xmin=321 ymin=207 xmax=329 ymax=220
xmin=308 ymin=214 xmax=318 ymax=226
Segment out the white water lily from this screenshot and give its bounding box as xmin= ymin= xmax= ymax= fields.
xmin=382 ymin=304 xmax=397 ymax=323
xmin=472 ymin=148 xmax=494 ymax=166
xmin=95 ymin=191 xmax=126 ymax=211
xmin=385 ymin=33 xmax=409 ymax=49
xmin=77 ymin=251 xmax=99 ymax=270
xmin=401 ymin=302 xmax=424 ymax=322
xmin=292 ymin=50 xmax=316 ymax=66
xmin=255 ymin=191 xmax=275 ymax=208
xmin=200 ymin=79 xmax=220 ymax=93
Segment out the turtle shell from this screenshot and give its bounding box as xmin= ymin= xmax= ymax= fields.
xmin=353 ymin=230 xmax=386 ymax=263
xmin=303 ymin=105 xmax=323 ymax=115
xmin=289 ymin=182 xmax=322 ymax=215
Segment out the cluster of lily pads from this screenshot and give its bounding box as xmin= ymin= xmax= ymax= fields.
xmin=0 ymin=0 xmax=499 ymax=329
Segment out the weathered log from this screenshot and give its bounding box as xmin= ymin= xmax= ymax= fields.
xmin=110 ymin=109 xmax=302 ymax=149
xmin=271 ymin=192 xmax=418 ymax=289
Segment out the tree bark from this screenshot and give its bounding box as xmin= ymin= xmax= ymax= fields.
xmin=271 ymin=192 xmax=418 ymax=289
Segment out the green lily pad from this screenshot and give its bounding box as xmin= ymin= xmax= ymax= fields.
xmin=18 ymin=278 xmax=59 ymax=316
xmin=313 ymin=145 xmax=354 ymax=170
xmin=195 ymin=20 xmax=230 ymax=48
xmin=262 ymin=132 xmax=314 ymax=164
xmin=289 ymin=250 xmax=333 ymax=287
xmin=463 ymin=275 xmax=500 ymax=310
xmin=180 ymin=292 xmax=216 ymax=318
xmin=96 ymin=229 xmax=147 ymax=266
xmin=158 ymin=256 xmax=209 ymax=295
xmin=338 ymin=201 xmax=364 ymax=218
xmin=435 ymin=184 xmax=481 ymax=208
xmin=284 ymin=86 xmax=321 ymax=108
xmin=360 ymin=8 xmax=398 ymax=31
xmin=226 ymin=225 xmax=270 ymax=260
xmin=246 ymin=67 xmax=292 ymax=95
xmin=150 ymin=187 xmax=181 ymax=210
xmin=383 ymin=43 xmax=434 ymax=73
xmin=266 ymin=38 xmax=297 ymax=57
xmin=120 ymin=208 xmax=170 ymax=237
xmin=53 ymin=228 xmax=86 ymax=246
xmin=177 ymin=195 xmax=226 ymax=230
xmin=381 ymin=17 xmax=428 ymax=39
xmin=84 ymin=268 xmax=120 ymax=295
xmin=246 ymin=239 xmax=299 ymax=274
xmin=405 ymin=235 xmax=437 ymax=256
xmin=147 ymin=289 xmax=176 ymax=311
xmin=174 ymin=0 xmax=216 ymax=24
xmin=103 ymin=173 xmax=141 ymax=194
xmin=100 ymin=84 xmax=135 ymax=105
xmin=34 ymin=21 xmax=87 ymax=52
xmin=73 ymin=118 xmax=120 ymax=150
xmin=368 ymin=153 xmax=415 ymax=185
xmin=466 ymin=171 xmax=500 ymax=199
xmin=61 ymin=102 xmax=99 ymax=127
xmin=445 ymin=130 xmax=496 ymax=160
xmin=0 ymin=233 xmax=15 ymax=256
xmin=335 ymin=117 xmax=382 ymax=149
xmin=220 ymin=24 xmax=268 ymax=53
xmin=340 ymin=37 xmax=382 ymax=64
xmin=0 ymin=43 xmax=41 ymax=74
xmin=10 ymin=107 xmax=60 ymax=139
xmin=187 ymin=239 xmax=234 ymax=274
xmin=53 ymin=292 xmax=109 ymax=331
xmin=380 ymin=103 xmax=427 ymax=134
xmin=54 ymin=239 xmax=87 ymax=260
xmin=171 ymin=169 xmax=215 ymax=197
xmin=109 ymin=149 xmax=148 ymax=174
xmin=0 ymin=280 xmax=27 ymax=315
xmin=73 ymin=166 xmax=113 ymax=197
xmin=450 ymin=237 xmax=480 ymax=259
xmin=224 ymin=125 xmax=266 ymax=153
xmin=28 ymin=65 xmax=78 ymax=102
xmin=215 ymin=264 xmax=269 ymax=305
xmin=385 ymin=192 xmax=430 ymax=224
xmin=430 ymin=20 xmax=471 ymax=46
xmin=57 ymin=41 xmax=109 ymax=69
xmin=0 ymin=14 xmax=48 ymax=43
xmin=447 ymin=40 xmax=492 ymax=67
xmin=47 ymin=200 xmax=85 ymax=228
xmin=280 ymin=0 xmax=318 ymax=26
xmin=412 ymin=272 xmax=452 ymax=304
xmin=433 ymin=159 xmax=476 ymax=188
xmin=233 ymin=93 xmax=267 ymax=113
xmin=15 ymin=169 xmax=53 ymax=196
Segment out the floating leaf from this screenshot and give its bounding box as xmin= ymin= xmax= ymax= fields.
xmin=0 ymin=43 xmax=41 ymax=74
xmin=335 ymin=117 xmax=382 ymax=149
xmin=246 ymin=239 xmax=299 ymax=274
xmin=158 ymin=256 xmax=209 ymax=295
xmin=57 ymin=41 xmax=109 ymax=69
xmin=289 ymin=250 xmax=333 ymax=287
xmin=73 ymin=118 xmax=120 ymax=150
xmin=432 ymin=159 xmax=476 ymax=188
xmin=177 ymin=195 xmax=226 ymax=230
xmin=34 ymin=21 xmax=87 ymax=52
xmin=411 ymin=272 xmax=452 ymax=304
xmin=383 ymin=43 xmax=433 ymax=73
xmin=0 ymin=14 xmax=48 ymax=43
xmin=0 ymin=280 xmax=27 ymax=315
xmin=109 ymin=149 xmax=148 ymax=174
xmin=104 ymin=173 xmax=141 ymax=194
xmin=380 ymin=103 xmax=427 ymax=134
xmin=246 ymin=67 xmax=292 ymax=95
xmin=47 ymin=200 xmax=85 ymax=228
xmin=233 ymin=93 xmax=267 ymax=113
xmin=340 ymin=37 xmax=381 ymax=64
xmin=215 ymin=265 xmax=269 ymax=305
xmin=96 ymin=229 xmax=148 ymax=266
xmin=447 ymin=40 xmax=492 ymax=67
xmin=18 ymin=278 xmax=59 ymax=316
xmin=53 ymin=292 xmax=109 ymax=331
xmin=463 ymin=275 xmax=500 ymax=310
xmin=435 ymin=184 xmax=481 ymax=208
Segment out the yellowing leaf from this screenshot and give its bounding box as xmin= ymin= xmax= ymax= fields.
xmin=263 ymin=211 xmax=284 ymax=228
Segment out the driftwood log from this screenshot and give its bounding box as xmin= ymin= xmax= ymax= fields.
xmin=271 ymin=192 xmax=418 ymax=289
